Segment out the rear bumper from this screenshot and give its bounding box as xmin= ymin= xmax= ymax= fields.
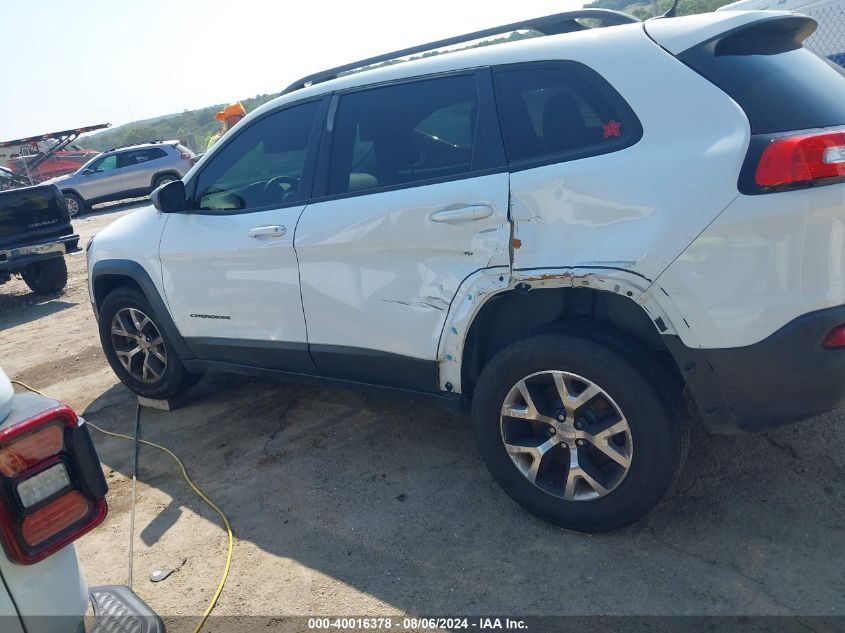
xmin=0 ymin=234 xmax=79 ymax=273
xmin=89 ymin=585 xmax=164 ymax=633
xmin=667 ymin=304 xmax=845 ymax=433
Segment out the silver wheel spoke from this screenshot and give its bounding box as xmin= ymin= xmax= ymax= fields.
xmin=142 ymin=353 xmax=162 ymax=382
xmin=554 ymin=372 xmax=601 ymax=415
xmin=129 ymin=309 xmax=150 ymax=333
xmin=584 ymin=418 xmax=632 ymax=468
xmin=502 ymin=379 xmax=556 ymax=423
xmin=564 ymin=445 xmax=609 ymax=500
xmin=505 ymin=437 xmax=560 ymax=484
xmin=116 ymin=346 xmax=142 ymax=371
xmin=111 ymin=317 xmax=133 ymax=339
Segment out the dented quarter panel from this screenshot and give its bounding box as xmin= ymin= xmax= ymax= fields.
xmin=295 ymin=174 xmax=511 ymax=359
xmin=509 ymin=25 xmax=748 ymax=283
xmin=656 ymin=184 xmax=845 ymax=348
xmin=438 ymin=266 xmax=680 ymax=393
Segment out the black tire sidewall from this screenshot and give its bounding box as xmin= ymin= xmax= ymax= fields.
xmin=98 ymin=287 xmax=186 ymax=399
xmin=22 ymin=257 xmax=67 ymax=294
xmin=154 ymin=175 xmax=176 ymax=189
xmin=472 ymin=333 xmax=684 ymax=532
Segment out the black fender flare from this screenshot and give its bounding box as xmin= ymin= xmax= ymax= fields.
xmin=60 ymin=188 xmax=85 ymax=202
xmin=90 ymin=259 xmax=194 ymax=360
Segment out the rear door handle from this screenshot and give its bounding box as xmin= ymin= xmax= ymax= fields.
xmin=248 ymin=225 xmax=286 ymax=238
xmin=430 ymin=205 xmax=493 ymax=223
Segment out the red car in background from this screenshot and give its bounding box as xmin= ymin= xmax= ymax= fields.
xmin=0 ymin=124 xmax=109 ymax=184
xmin=5 ymin=146 xmax=99 ymax=181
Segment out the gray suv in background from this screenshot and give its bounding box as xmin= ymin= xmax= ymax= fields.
xmin=46 ymin=140 xmax=195 ymax=215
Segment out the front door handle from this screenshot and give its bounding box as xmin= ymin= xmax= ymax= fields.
xmin=430 ymin=205 xmax=493 ymax=223
xmin=248 ymin=225 xmax=286 ymax=238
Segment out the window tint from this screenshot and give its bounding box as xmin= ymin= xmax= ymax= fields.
xmin=91 ymin=155 xmax=118 ymax=172
xmin=680 ymin=34 xmax=845 ymax=134
xmin=327 ymin=74 xmax=479 ymax=195
xmin=493 ymin=64 xmax=639 ymax=164
xmin=125 ymin=148 xmax=167 ymax=165
xmin=194 ymin=101 xmax=320 ymax=212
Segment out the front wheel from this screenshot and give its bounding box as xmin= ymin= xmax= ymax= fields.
xmin=98 ymin=286 xmax=200 ymax=399
xmin=21 ymin=257 xmax=67 ymax=294
xmin=472 ymin=332 xmax=688 ymax=533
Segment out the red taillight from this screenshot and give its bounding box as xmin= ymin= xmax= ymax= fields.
xmin=0 ymin=403 xmax=107 ymax=564
xmin=823 ymin=324 xmax=845 ymax=349
xmin=0 ymin=425 xmax=63 ymax=476
xmin=180 ymin=152 xmax=191 ymax=160
xmin=22 ymin=490 xmax=90 ymax=546
xmin=756 ymin=131 xmax=845 ymax=188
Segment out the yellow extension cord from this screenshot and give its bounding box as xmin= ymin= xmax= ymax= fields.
xmin=10 ymin=379 xmax=233 ymax=633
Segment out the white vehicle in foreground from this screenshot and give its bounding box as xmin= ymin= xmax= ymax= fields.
xmin=87 ymin=8 xmax=845 ymax=532
xmin=0 ymin=369 xmax=163 ymax=633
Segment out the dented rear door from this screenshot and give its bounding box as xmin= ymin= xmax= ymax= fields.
xmin=295 ymin=70 xmax=510 ymax=390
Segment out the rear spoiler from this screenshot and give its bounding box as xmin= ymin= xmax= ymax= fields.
xmin=644 ymin=10 xmax=816 ymax=55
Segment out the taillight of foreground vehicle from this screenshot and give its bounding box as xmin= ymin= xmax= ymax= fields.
xmin=754 ymin=130 xmax=845 ymax=190
xmin=0 ymin=402 xmax=107 ymax=564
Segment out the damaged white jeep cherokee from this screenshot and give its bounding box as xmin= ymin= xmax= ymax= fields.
xmin=86 ymin=8 xmax=845 ymax=532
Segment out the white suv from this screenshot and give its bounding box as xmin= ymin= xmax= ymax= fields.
xmin=86 ymin=9 xmax=845 ymax=532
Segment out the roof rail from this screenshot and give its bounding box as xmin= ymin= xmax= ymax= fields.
xmin=104 ymin=140 xmax=167 ymax=153
xmin=282 ymin=9 xmax=639 ymax=95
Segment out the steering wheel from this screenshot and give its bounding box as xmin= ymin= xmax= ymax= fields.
xmin=263 ymin=176 xmax=298 ymax=203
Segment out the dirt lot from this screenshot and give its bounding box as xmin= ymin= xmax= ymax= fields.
xmin=1 ymin=204 xmax=844 ymax=630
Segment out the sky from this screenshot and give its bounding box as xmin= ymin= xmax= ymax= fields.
xmin=1 ymin=0 xmax=585 ymax=141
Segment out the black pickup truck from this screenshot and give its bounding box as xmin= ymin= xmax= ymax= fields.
xmin=0 ymin=183 xmax=79 ymax=294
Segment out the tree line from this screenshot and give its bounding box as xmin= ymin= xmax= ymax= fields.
xmin=80 ymin=93 xmax=281 ymax=154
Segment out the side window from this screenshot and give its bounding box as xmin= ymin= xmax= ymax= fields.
xmin=327 ymin=74 xmax=480 ymax=195
xmin=131 ymin=148 xmax=167 ymax=164
xmin=91 ymin=154 xmax=118 ymax=173
xmin=193 ymin=100 xmax=320 ymax=212
xmin=493 ymin=64 xmax=641 ymax=164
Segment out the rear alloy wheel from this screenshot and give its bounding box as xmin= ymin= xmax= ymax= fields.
xmin=472 ymin=332 xmax=688 ymax=532
xmin=63 ymin=192 xmax=85 ymax=217
xmin=501 ymin=370 xmax=632 ymax=501
xmin=98 ymin=286 xmax=200 ymax=398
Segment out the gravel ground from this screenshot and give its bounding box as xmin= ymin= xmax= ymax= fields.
xmin=1 ymin=202 xmax=844 ymax=632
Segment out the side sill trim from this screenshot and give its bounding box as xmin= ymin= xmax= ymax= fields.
xmin=183 ymin=359 xmax=468 ymax=415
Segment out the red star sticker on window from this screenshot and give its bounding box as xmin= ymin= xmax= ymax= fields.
xmin=603 ymin=120 xmax=622 ymax=139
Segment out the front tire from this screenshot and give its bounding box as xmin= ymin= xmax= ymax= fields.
xmin=472 ymin=332 xmax=688 ymax=533
xmin=98 ymin=286 xmax=200 ymax=399
xmin=21 ymin=257 xmax=67 ymax=294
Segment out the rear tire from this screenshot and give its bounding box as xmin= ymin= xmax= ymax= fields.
xmin=471 ymin=332 xmax=688 ymax=533
xmin=98 ymin=286 xmax=201 ymax=399
xmin=21 ymin=257 xmax=67 ymax=294
xmin=63 ymin=192 xmax=85 ymax=217
xmin=153 ymin=174 xmax=178 ymax=190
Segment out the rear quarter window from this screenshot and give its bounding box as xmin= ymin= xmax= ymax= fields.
xmin=492 ymin=62 xmax=642 ymax=167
